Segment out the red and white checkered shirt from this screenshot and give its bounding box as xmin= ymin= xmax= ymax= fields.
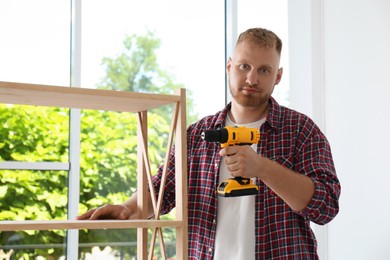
xmin=152 ymin=97 xmax=341 ymax=259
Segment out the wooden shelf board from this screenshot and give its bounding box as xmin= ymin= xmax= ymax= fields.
xmin=0 ymin=81 xmax=181 ymax=112
xmin=0 ymin=219 xmax=182 ymax=231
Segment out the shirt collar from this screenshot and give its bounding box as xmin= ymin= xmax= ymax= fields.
xmin=214 ymin=102 xmax=231 ymax=128
xmin=265 ymin=97 xmax=283 ymax=130
xmin=216 ymin=97 xmax=282 ymax=130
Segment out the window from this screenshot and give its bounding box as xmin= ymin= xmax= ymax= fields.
xmin=0 ymin=1 xmax=70 ymax=86
xmin=1 ymin=1 xmax=224 ymax=258
xmin=81 ymin=0 xmax=225 ymax=122
xmin=0 ymin=1 xmax=71 ymax=259
xmin=0 ymin=1 xmax=288 ymax=259
xmin=79 ymin=1 xmax=224 ymax=258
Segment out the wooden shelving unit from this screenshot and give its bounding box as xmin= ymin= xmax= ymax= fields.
xmin=0 ymin=81 xmax=188 ymax=260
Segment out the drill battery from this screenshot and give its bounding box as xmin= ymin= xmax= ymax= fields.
xmin=217 ymin=177 xmax=259 ymax=197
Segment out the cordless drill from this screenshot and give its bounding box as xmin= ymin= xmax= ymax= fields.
xmin=201 ymin=126 xmax=260 ymax=197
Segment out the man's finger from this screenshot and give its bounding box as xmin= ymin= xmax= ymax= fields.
xmin=220 ymin=146 xmax=237 ymax=157
xmin=76 ymin=209 xmax=96 ymax=220
xmin=89 ymin=205 xmax=112 ymax=220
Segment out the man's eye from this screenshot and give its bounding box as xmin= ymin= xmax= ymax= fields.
xmin=239 ymin=64 xmax=249 ymax=70
xmin=259 ymin=68 xmax=270 ymax=74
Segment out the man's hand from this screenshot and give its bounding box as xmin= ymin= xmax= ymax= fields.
xmin=76 ymin=204 xmax=137 ymax=220
xmin=220 ymin=145 xmax=262 ymax=178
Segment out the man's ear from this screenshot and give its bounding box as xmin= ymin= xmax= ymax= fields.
xmin=275 ymin=67 xmax=283 ymax=85
xmin=226 ymin=57 xmax=232 ymax=74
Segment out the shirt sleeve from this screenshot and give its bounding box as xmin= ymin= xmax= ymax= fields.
xmin=150 ymin=123 xmax=197 ymax=215
xmin=151 ymin=146 xmax=177 ymax=215
xmin=294 ymin=126 xmax=341 ymax=225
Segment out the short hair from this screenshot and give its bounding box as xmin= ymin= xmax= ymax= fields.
xmin=236 ymin=27 xmax=282 ymax=55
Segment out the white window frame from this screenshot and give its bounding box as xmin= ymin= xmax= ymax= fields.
xmin=288 ymin=0 xmax=328 ymax=259
xmin=66 ymin=0 xmax=82 ymax=258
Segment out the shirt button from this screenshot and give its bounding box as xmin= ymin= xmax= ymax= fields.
xmin=208 ymin=248 xmax=213 ymax=253
xmin=213 ymin=219 xmax=216 ymax=224
xmin=214 ymin=163 xmax=218 ymax=168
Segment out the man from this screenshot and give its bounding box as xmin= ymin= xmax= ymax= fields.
xmin=77 ymin=27 xmax=341 ymax=259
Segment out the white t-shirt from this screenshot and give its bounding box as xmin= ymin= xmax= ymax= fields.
xmin=214 ymin=115 xmax=265 ymax=260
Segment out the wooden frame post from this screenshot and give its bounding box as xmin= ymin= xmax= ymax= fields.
xmin=137 ymin=110 xmax=149 ymax=259
xmin=175 ymin=88 xmax=188 ymax=259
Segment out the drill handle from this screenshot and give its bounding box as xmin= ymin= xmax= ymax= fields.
xmin=220 ymin=142 xmax=255 ymax=148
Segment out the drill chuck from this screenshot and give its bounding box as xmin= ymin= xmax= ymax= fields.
xmin=201 ymin=128 xmax=229 ymax=143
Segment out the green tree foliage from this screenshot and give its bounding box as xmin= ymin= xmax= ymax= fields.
xmin=98 ymin=30 xmax=162 ymax=93
xmin=78 ymin=110 xmax=173 ymax=258
xmin=0 ymin=106 xmax=172 ymax=258
xmin=0 ymin=105 xmax=69 ymax=259
xmin=98 ymin=30 xmax=198 ymax=124
xmin=0 ymin=31 xmax=193 ymax=259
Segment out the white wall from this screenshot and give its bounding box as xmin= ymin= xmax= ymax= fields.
xmin=289 ymin=0 xmax=390 ymax=259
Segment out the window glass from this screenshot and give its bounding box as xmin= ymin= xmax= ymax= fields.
xmin=81 ymin=0 xmax=225 ymax=123
xmin=80 ymin=1 xmax=224 ymax=258
xmin=0 ymin=105 xmax=69 ymax=163
xmin=0 ymin=1 xmax=70 ymax=259
xmin=0 ymin=105 xmax=69 ymax=259
xmin=0 ymin=0 xmax=70 ymax=86
xmin=0 ymin=170 xmax=68 ymax=259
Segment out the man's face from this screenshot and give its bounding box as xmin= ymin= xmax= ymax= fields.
xmin=227 ymin=41 xmax=283 ymax=108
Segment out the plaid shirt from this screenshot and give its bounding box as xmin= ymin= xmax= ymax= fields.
xmin=152 ymin=97 xmax=340 ymax=259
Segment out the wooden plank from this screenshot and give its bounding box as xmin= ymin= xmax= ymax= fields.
xmin=0 ymin=220 xmax=181 ymax=231
xmin=137 ymin=111 xmax=149 ymax=260
xmin=0 ymin=81 xmax=181 ymax=112
xmin=175 ymin=88 xmax=188 ymax=259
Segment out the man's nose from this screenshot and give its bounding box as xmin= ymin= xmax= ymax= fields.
xmin=246 ymin=70 xmax=258 ymax=86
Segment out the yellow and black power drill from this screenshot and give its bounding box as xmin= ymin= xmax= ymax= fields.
xmin=201 ymin=126 xmax=261 ymax=197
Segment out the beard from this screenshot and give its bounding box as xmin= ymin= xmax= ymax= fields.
xmin=229 ymin=83 xmax=265 ymax=108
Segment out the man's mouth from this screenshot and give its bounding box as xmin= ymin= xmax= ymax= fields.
xmin=242 ymin=87 xmax=259 ymax=94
